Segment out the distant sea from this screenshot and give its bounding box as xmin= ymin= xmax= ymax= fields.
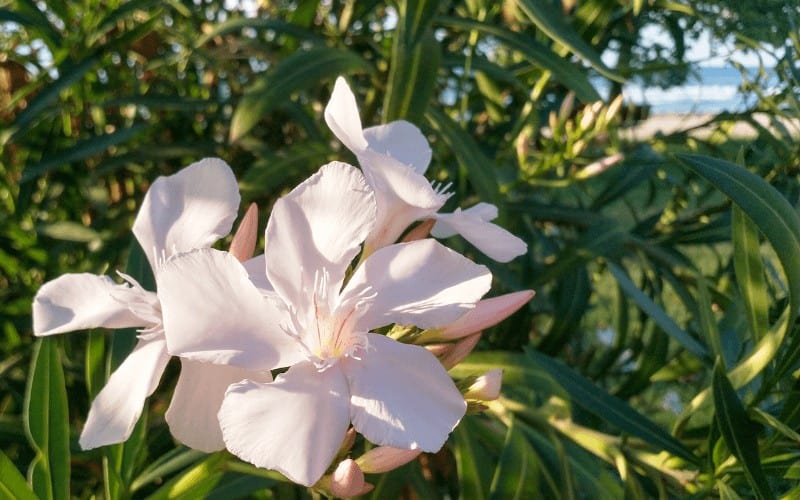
xmin=601 ymin=66 xmax=777 ymax=115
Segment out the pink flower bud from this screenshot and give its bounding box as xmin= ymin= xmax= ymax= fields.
xmin=439 ymin=332 xmax=482 ymax=369
xmin=229 ymin=202 xmax=259 ymax=262
xmin=401 ymin=219 xmax=436 ymax=242
xmin=356 ymin=446 xmax=422 ymax=474
xmin=421 ymin=290 xmax=534 ymax=343
xmin=329 ymin=459 xmax=373 ymax=498
xmin=463 ymin=369 xmax=503 ymax=401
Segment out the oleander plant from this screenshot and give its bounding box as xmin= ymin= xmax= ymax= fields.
xmin=1 ymin=1 xmax=799 ymax=498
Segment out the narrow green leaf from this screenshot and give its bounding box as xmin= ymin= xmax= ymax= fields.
xmin=751 ymin=407 xmax=800 ymax=444
xmin=146 ymin=453 xmax=226 ymax=500
xmin=711 ymin=361 xmax=774 ymax=500
xmin=20 ymin=125 xmax=146 ymax=182
xmin=194 ymin=17 xmax=323 ymax=48
xmin=514 ymin=0 xmax=623 ymax=82
xmin=37 ymin=221 xmax=102 ymax=243
xmin=436 ymin=16 xmax=600 ymax=102
xmin=608 ymin=262 xmax=709 ymax=360
xmin=526 ymin=349 xmax=698 ymax=464
xmin=425 ymin=107 xmax=499 ymax=203
xmin=229 ymin=47 xmax=373 ymax=142
xmin=23 ymin=338 xmax=70 ymax=500
xmin=732 ymin=206 xmax=770 ymax=343
xmin=130 ymin=448 xmax=206 ymax=493
xmin=0 ymin=449 xmax=37 ymax=500
xmin=676 ymin=154 xmax=800 ymax=321
xmin=7 ymin=55 xmax=99 ymax=141
xmin=383 ymin=29 xmax=440 ymax=123
xmin=489 ymin=418 xmax=539 ymax=500
xmin=455 ymin=419 xmax=491 ymax=500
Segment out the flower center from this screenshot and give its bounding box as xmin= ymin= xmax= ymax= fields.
xmin=300 ymin=269 xmax=374 ymax=369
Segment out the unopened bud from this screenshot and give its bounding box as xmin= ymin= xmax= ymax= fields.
xmin=574 ymin=153 xmax=623 ymax=180
xmin=321 ymin=459 xmax=373 ymax=498
xmin=229 ymin=203 xmax=259 ymax=262
xmin=356 ymin=446 xmax=421 ymax=474
xmin=463 ymin=369 xmax=503 ymax=401
xmin=418 ymin=291 xmax=534 ymax=343
xmin=402 ymin=219 xmax=436 ymax=242
xmin=439 ymin=332 xmax=482 ymax=369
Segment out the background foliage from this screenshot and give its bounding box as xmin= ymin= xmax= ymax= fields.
xmin=2 ymin=0 xmax=800 ymax=498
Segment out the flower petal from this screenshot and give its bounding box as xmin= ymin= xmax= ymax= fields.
xmin=219 ymin=362 xmax=351 ymax=486
xmin=33 ymin=273 xmax=143 ymax=336
xmin=132 ymin=158 xmax=240 ymax=270
xmin=432 ymin=204 xmax=527 ymax=262
xmin=343 ymin=239 xmax=492 ymax=330
xmin=242 ymin=254 xmax=273 ymax=291
xmin=431 ymin=202 xmax=497 ymax=238
xmin=80 ymin=338 xmax=170 ymax=449
xmin=358 ymin=149 xmax=448 ymax=251
xmin=265 ymin=161 xmax=375 ymax=312
xmin=165 ymin=359 xmax=272 ymax=452
xmin=344 ymin=334 xmax=466 ymax=451
xmin=363 ymin=121 xmax=431 ymax=174
xmin=324 ymin=77 xmax=369 ymax=152
xmin=157 ymin=248 xmax=302 ymax=371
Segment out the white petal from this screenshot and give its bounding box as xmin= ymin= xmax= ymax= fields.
xmin=363 ymin=121 xmax=432 ymax=174
xmin=132 ymin=158 xmax=240 ymax=270
xmin=324 ymin=77 xmax=369 ymax=152
xmin=343 ymin=239 xmax=492 ymax=330
xmin=80 ymin=338 xmax=170 ymax=449
xmin=242 ymin=254 xmax=273 ymax=291
xmin=265 ymin=162 xmax=375 ymax=312
xmin=432 ymin=209 xmax=527 ymax=262
xmin=344 ymin=334 xmax=466 ymax=451
xmin=157 ymin=248 xmax=302 ymax=371
xmin=358 ymin=149 xmax=448 ymax=250
xmin=165 ymin=359 xmax=272 ymax=452
xmin=33 ymin=273 xmax=143 ymax=336
xmin=431 ymin=202 xmax=498 ymax=238
xmin=219 ymin=362 xmax=351 ymax=486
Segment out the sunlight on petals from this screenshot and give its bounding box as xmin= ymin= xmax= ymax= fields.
xmin=219 ymin=362 xmax=351 ymax=486
xmin=345 ymin=239 xmax=492 ymax=331
xmin=165 ymin=359 xmax=272 ymax=453
xmin=157 ymin=248 xmax=302 ymax=371
xmin=79 ymin=338 xmax=170 ymax=450
xmin=32 ymin=273 xmax=144 ymax=336
xmin=345 ymin=334 xmax=467 ymax=452
xmin=265 ymin=161 xmax=375 ymax=312
xmin=132 ymin=157 xmax=240 ymax=270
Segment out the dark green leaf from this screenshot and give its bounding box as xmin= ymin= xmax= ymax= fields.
xmin=712 ymin=361 xmax=774 ymax=500
xmin=21 ymin=125 xmax=147 ymax=183
xmin=514 ymin=0 xmax=623 ymax=82
xmin=732 ymin=206 xmax=769 ymax=343
xmin=609 ymin=262 xmax=709 ymax=360
xmin=489 ymin=418 xmax=539 ymax=500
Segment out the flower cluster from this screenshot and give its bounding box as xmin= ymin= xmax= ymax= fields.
xmin=32 ymin=77 xmax=532 ymax=495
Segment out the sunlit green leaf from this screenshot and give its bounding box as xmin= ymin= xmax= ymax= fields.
xmin=0 ymin=449 xmax=37 ymax=500
xmin=526 ymin=349 xmax=698 ymax=464
xmin=229 ymin=47 xmax=374 ymax=141
xmin=23 ymin=339 xmax=70 ymax=500
xmin=732 ymin=206 xmax=769 ymax=343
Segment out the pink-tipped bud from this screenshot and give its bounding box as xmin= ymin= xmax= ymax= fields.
xmin=329 ymin=459 xmax=373 ymax=498
xmin=464 ymin=369 xmax=503 ymax=401
xmin=229 ymin=202 xmax=259 ymax=262
xmin=440 ymin=332 xmax=482 ymax=369
xmin=402 ymin=219 xmax=436 ymax=242
xmin=574 ymin=153 xmax=623 ymax=180
xmin=419 ymin=290 xmax=534 ymax=343
xmin=356 ymin=446 xmax=422 ymax=474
